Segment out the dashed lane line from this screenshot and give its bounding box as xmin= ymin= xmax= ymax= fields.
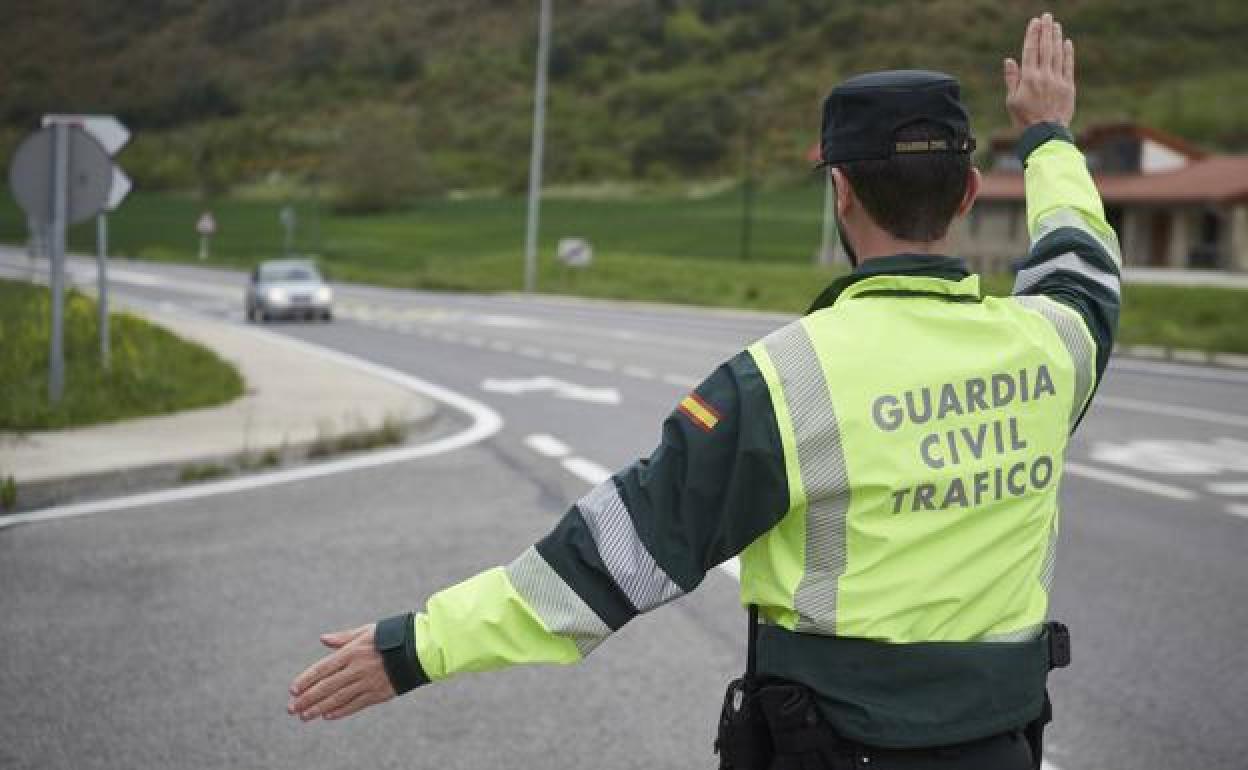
xmin=0 ymin=330 xmax=504 ymax=530
xmin=1207 ymin=481 xmax=1248 ymax=496
xmin=561 ymin=456 xmax=612 ymax=485
xmin=524 ymin=434 xmax=572 ymax=459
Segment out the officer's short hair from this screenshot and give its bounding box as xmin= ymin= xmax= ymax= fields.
xmin=838 ymin=122 xmax=971 ymax=243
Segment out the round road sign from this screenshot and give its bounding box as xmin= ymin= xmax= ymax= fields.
xmin=8 ymin=125 xmax=114 ymax=226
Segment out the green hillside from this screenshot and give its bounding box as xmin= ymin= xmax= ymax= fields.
xmin=2 ymin=0 xmax=1246 ymax=203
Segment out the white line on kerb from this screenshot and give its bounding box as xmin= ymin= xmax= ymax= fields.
xmin=1097 ymin=396 xmax=1248 ymax=429
xmin=0 ymin=331 xmax=504 ymax=530
xmin=524 ymin=434 xmax=572 ymax=459
xmin=1065 ymin=462 xmax=1197 ymax=501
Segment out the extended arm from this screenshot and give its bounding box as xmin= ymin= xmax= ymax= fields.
xmin=1003 ymin=14 xmax=1122 ymax=424
xmin=289 ymin=351 xmax=789 ymax=719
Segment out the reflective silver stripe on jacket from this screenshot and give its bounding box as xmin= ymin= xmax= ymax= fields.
xmin=505 ymin=547 xmax=611 ymax=656
xmin=576 ymin=479 xmax=684 ymax=612
xmin=761 ymin=321 xmax=852 ymax=635
xmin=1031 ymin=206 xmax=1122 ymax=266
xmin=1014 ymin=251 xmax=1122 ymax=297
xmin=1013 ymin=295 xmax=1097 ymax=426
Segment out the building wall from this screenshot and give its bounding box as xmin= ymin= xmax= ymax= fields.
xmin=949 ymin=201 xmax=1029 ymax=274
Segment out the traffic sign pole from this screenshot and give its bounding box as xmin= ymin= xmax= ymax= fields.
xmin=523 ymin=0 xmax=551 ymax=293
xmin=97 ymin=213 xmax=110 ymax=368
xmin=49 ymin=123 xmax=69 ymax=403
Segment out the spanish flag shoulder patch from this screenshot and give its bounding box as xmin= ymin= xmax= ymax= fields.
xmin=678 ymin=393 xmax=721 ymax=432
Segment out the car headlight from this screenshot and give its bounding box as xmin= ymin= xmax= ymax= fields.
xmin=314 ymin=286 xmax=333 ymax=303
xmin=266 ymin=287 xmax=288 ymax=304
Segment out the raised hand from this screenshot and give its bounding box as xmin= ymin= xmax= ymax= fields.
xmin=1003 ymin=12 xmax=1076 ymax=130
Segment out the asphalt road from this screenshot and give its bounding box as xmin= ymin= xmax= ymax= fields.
xmin=2 ymin=255 xmax=1246 ymax=770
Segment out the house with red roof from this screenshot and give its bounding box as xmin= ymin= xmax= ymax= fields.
xmin=955 ymin=123 xmax=1248 ymax=273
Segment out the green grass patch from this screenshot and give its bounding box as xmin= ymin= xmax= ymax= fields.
xmin=0 ymin=279 xmax=244 ymax=431
xmin=2 ymin=189 xmax=1245 ymax=353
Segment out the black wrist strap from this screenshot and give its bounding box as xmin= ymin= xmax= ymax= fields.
xmin=375 ymin=612 xmax=430 ymax=695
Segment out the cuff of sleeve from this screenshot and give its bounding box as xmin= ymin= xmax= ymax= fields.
xmin=375 ymin=612 xmax=430 ymax=695
xmin=1016 ymin=122 xmax=1075 ymax=165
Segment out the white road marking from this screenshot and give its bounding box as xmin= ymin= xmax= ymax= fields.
xmin=465 ymin=335 xmax=485 ymax=347
xmin=525 ymin=434 xmax=572 ymax=459
xmin=584 ymin=358 xmax=616 ymax=372
xmin=622 ymin=366 xmax=655 ymax=380
xmin=561 ymin=457 xmax=612 ymax=485
xmin=1111 ymin=358 xmax=1248 ymax=385
xmin=1065 ymin=462 xmax=1198 ymax=501
xmin=1090 ymin=438 xmax=1248 ymax=476
xmin=1227 ymin=504 xmax=1248 ymax=518
xmin=482 ymin=376 xmax=621 ymax=405
xmin=1097 ymin=396 xmax=1248 ymax=429
xmin=1208 ymin=482 xmax=1248 ymax=496
xmin=0 ymin=330 xmax=503 ymax=530
xmin=662 ymin=373 xmax=700 ymax=388
xmin=518 ymin=346 xmax=546 ymax=359
xmin=489 ymin=340 xmax=514 ymax=353
xmin=550 ymin=352 xmax=578 ymax=365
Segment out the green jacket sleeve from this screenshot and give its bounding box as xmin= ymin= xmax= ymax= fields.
xmin=1011 ymin=122 xmax=1123 ymax=428
xmin=394 ymin=351 xmax=790 ymax=688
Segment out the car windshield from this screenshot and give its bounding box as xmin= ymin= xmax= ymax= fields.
xmin=260 ymin=266 xmax=319 ymax=283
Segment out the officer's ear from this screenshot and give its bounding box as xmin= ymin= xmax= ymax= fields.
xmin=955 ymin=167 xmax=982 ymax=219
xmin=829 ymin=167 xmax=856 ymax=218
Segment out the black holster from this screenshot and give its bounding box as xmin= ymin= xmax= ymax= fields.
xmin=715 ymin=605 xmax=774 ymax=770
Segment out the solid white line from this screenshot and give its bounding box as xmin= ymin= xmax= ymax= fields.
xmin=1065 ymin=462 xmax=1198 ymax=501
xmin=1097 ymin=396 xmax=1248 ymax=429
xmin=1209 ymin=482 xmax=1248 ymax=496
xmin=524 ymin=434 xmax=572 ymax=459
xmin=0 ymin=329 xmax=504 ymax=530
xmin=561 ymin=457 xmax=611 ymax=485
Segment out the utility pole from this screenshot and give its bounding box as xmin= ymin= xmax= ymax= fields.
xmin=523 ymin=0 xmax=552 ymax=293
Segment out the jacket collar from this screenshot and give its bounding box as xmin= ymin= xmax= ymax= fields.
xmin=806 ymin=254 xmax=976 ymax=314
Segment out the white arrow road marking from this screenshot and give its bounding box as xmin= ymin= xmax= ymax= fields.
xmin=1207 ymin=481 xmax=1248 ymax=496
xmin=481 ymin=376 xmax=620 ymax=405
xmin=1091 ymin=438 xmax=1248 ymax=476
xmin=1065 ymin=462 xmax=1198 ymax=501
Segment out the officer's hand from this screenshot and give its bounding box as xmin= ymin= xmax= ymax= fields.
xmin=287 ymin=623 xmax=396 ymax=721
xmin=1003 ymin=12 xmax=1075 ymax=129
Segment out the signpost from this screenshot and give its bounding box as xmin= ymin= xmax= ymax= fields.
xmin=197 ymin=211 xmax=217 ymax=260
xmin=280 ymin=204 xmax=296 ymax=256
xmin=9 ymin=123 xmax=115 ymax=402
xmin=40 ymin=114 xmax=132 ymax=370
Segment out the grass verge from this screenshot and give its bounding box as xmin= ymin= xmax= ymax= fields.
xmin=0 ymin=279 xmax=245 ymax=431
xmin=2 ymin=189 xmax=1245 ymax=353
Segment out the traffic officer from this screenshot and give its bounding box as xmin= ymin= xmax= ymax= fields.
xmin=289 ymin=13 xmax=1120 ymax=770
